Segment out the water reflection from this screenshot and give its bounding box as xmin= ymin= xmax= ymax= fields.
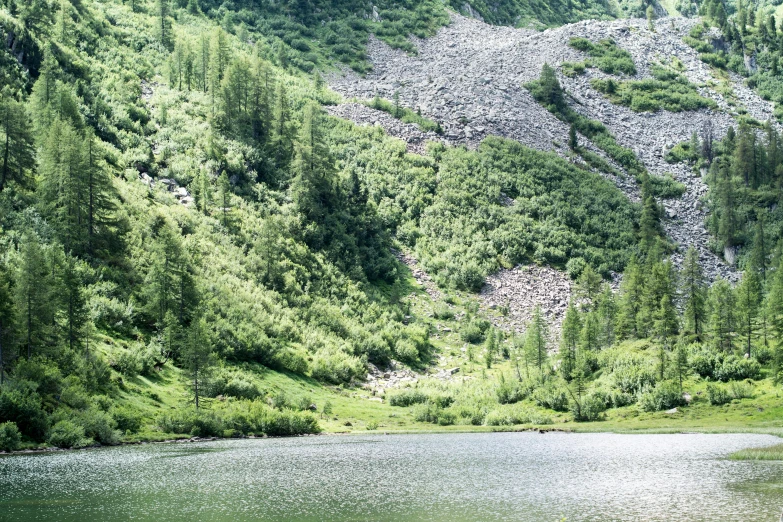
xmin=0 ymin=432 xmax=781 ymax=521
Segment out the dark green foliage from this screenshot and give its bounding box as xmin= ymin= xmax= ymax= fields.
xmin=569 ymin=38 xmax=637 ymax=75
xmin=590 ymin=66 xmax=717 ymax=113
xmin=447 ymin=0 xmax=616 ymax=28
xmin=0 ymin=421 xmax=21 ymax=451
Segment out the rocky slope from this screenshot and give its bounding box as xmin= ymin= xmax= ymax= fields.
xmin=329 ymin=14 xmax=771 ymax=288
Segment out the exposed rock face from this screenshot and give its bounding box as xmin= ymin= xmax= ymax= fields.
xmin=479 ymin=265 xmax=573 ymax=341
xmin=328 ymin=14 xmax=770 ymax=284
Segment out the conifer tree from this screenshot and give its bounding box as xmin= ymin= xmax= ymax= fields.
xmin=14 ymin=233 xmax=55 ymax=359
xmin=560 ymin=301 xmax=580 ymax=379
xmin=61 ymin=255 xmax=89 ymax=353
xmin=568 ymin=124 xmax=578 ymax=151
xmin=157 ymin=0 xmax=171 ymax=48
xmin=737 ymin=269 xmax=762 ymax=357
xmin=0 ymin=262 xmax=14 ymax=385
xmin=681 ymin=246 xmax=706 ymax=340
xmin=182 ymin=315 xmax=212 ymax=409
xmin=0 ymin=87 xmax=35 ymax=192
xmin=596 ymin=283 xmax=617 ymax=347
xmin=708 ymin=278 xmax=736 ymax=352
xmin=525 ymin=305 xmax=548 ymax=380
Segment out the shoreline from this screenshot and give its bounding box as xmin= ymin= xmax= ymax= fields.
xmin=3 ymin=424 xmax=782 ymax=457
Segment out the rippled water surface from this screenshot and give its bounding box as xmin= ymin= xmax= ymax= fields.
xmin=1 ymin=432 xmax=782 ymax=521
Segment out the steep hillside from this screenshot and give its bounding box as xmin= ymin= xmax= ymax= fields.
xmin=0 ymin=0 xmax=782 ymax=453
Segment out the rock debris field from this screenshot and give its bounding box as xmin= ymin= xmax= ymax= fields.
xmin=328 ymin=14 xmax=777 ymax=294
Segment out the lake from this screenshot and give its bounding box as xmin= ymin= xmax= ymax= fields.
xmin=0 ymin=432 xmax=781 ymax=521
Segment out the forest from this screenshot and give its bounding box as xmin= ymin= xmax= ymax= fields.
xmin=0 ymin=0 xmax=782 ymax=452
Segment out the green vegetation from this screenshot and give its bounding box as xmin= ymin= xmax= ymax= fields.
xmin=526 ymin=63 xmax=647 ymax=179
xmin=365 ymin=95 xmax=442 ymax=133
xmin=590 ymin=66 xmax=718 ymax=113
xmin=569 ymin=37 xmax=637 ymax=76
xmin=730 ymin=443 xmax=783 ymax=460
xmin=0 ymin=0 xmax=781 ymax=453
xmin=447 ymin=0 xmax=617 ymax=28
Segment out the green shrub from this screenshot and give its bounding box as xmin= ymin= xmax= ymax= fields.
xmin=648 ymin=174 xmax=686 ymax=199
xmin=394 ymin=339 xmax=419 ymax=363
xmin=77 ymin=409 xmax=121 ymax=445
xmin=570 ymin=395 xmax=606 ymax=422
xmin=388 ymin=389 xmax=428 ymax=407
xmin=460 ymin=317 xmax=489 ymax=344
xmin=533 ymin=384 xmax=570 ymax=412
xmin=112 ymin=406 xmax=144 ymax=433
xmin=0 ymin=422 xmax=21 ymax=452
xmin=157 ymin=410 xmax=224 ymax=437
xmin=48 ymin=420 xmax=88 ymax=448
xmin=715 ymin=356 xmax=761 ymax=382
xmin=366 ymin=420 xmax=379 ymax=430
xmin=707 ymin=383 xmax=731 ymax=405
xmin=569 ymin=38 xmax=637 ymax=75
xmin=728 ymin=381 xmax=754 ymax=400
xmin=591 ymin=66 xmax=716 ymax=113
xmin=0 ymin=387 xmax=50 ymax=442
xmin=561 ymin=61 xmax=586 ymax=78
xmin=433 ymin=303 xmax=455 ymax=320
xmin=638 ymin=382 xmax=685 ymax=412
xmin=310 ymin=348 xmax=364 ymax=384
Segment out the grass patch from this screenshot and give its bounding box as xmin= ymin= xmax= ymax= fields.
xmin=364 ymin=96 xmax=442 ymax=133
xmin=569 ymin=37 xmax=637 ymax=76
xmin=590 ymin=66 xmax=717 ymax=113
xmin=730 ymin=443 xmax=783 ymax=461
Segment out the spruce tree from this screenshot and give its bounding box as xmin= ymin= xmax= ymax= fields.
xmin=568 ymin=124 xmax=578 ymax=151
xmin=681 ymin=246 xmax=706 ymax=340
xmin=0 ymin=262 xmax=14 ymax=385
xmin=14 ymin=233 xmax=55 ymax=359
xmin=560 ymin=301 xmax=580 ymax=380
xmin=0 ymin=87 xmax=35 ymax=192
xmin=182 ymin=315 xmax=212 ymax=409
xmin=708 ymin=278 xmax=736 ymax=352
xmin=526 ymin=305 xmax=548 ymax=381
xmin=737 ymin=269 xmax=762 ymax=357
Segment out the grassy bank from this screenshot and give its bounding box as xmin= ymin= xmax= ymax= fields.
xmin=730 ymin=444 xmax=783 ymax=461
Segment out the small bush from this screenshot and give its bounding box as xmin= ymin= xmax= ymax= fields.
xmin=433 ymin=303 xmax=455 ymax=320
xmin=388 ymin=389 xmax=428 ymax=407
xmin=112 ymin=406 xmax=144 ymax=433
xmin=571 ymin=395 xmax=606 ymax=422
xmin=533 ymin=384 xmax=569 ymax=412
xmin=728 ymin=381 xmax=754 ymax=400
xmin=638 ymin=382 xmax=685 ymax=412
xmin=707 ymin=383 xmax=731 ymax=405
xmin=48 ymin=420 xmax=88 ymax=448
xmin=77 ymin=409 xmax=121 ymax=445
xmin=0 ymin=422 xmax=22 ymax=452
xmin=715 ymin=356 xmax=761 ymax=382
xmin=310 ymin=348 xmax=365 ymax=384
xmin=460 ymin=317 xmax=489 ymax=344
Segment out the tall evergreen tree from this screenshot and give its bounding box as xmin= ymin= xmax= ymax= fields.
xmin=182 ymin=315 xmax=212 ymax=409
xmin=681 ymin=246 xmax=707 ymax=340
xmin=0 ymin=87 xmax=35 ymax=192
xmin=14 ymin=233 xmax=55 ymax=359
xmin=708 ymin=278 xmax=736 ymax=352
xmin=560 ymin=300 xmax=580 ymax=379
xmin=737 ymin=269 xmax=762 ymax=357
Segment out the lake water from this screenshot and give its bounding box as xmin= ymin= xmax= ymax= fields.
xmin=0 ymin=432 xmax=781 ymax=521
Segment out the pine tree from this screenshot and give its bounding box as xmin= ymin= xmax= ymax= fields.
xmin=157 ymin=0 xmax=171 ymax=48
xmin=568 ymin=124 xmax=578 ymax=151
xmin=560 ymin=300 xmax=580 ymax=379
xmin=0 ymin=262 xmax=14 ymax=385
xmin=182 ymin=315 xmax=212 ymax=409
xmin=0 ymin=87 xmax=35 ymax=192
xmin=654 ymin=294 xmax=679 ymax=347
xmin=766 ymin=257 xmax=783 ymax=350
xmin=580 ymin=311 xmax=601 ymax=353
xmin=14 ymin=233 xmax=55 ymax=359
xmin=737 ymin=269 xmax=762 ymax=357
xmin=538 ymin=63 xmax=564 ymax=109
xmin=750 ymin=216 xmax=769 ymax=282
xmin=647 ymin=5 xmax=655 ymax=31
xmin=617 ymin=255 xmax=644 ymax=339
xmin=596 ymin=283 xmax=617 ymax=347
xmin=575 ymin=265 xmax=602 ymax=310
xmin=270 ymin=84 xmax=293 ymax=173
xmin=674 ymin=341 xmax=688 ymax=391
xmin=681 ymin=246 xmax=706 ymax=340
xmin=708 ymin=278 xmax=736 ymax=352
xmin=61 ymin=255 xmax=89 ymax=353
xmin=484 ymin=328 xmax=496 ymax=369
xmin=291 ymin=103 xmax=334 ymax=234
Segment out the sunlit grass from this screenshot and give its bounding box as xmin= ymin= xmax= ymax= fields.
xmin=730 ymin=443 xmax=783 ymax=461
